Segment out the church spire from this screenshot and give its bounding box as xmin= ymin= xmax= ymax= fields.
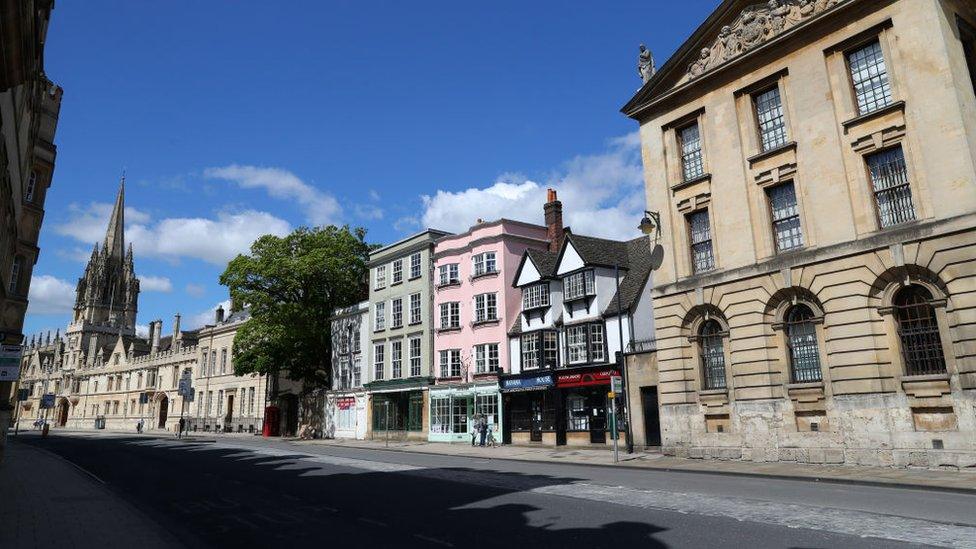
xmin=103 ymin=174 xmax=125 ymax=260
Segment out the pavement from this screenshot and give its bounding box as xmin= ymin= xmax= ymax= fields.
xmin=5 ymin=430 xmax=976 ymax=548
xmin=301 ymin=436 xmax=976 ymax=492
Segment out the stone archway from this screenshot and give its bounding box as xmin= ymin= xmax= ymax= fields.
xmin=56 ymin=398 xmax=70 ymax=427
xmin=157 ymin=394 xmax=169 ymax=429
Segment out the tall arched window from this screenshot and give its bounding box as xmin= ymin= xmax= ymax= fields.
xmin=894 ymin=285 xmax=946 ymax=375
xmin=785 ymin=305 xmax=822 ymax=382
xmin=699 ymin=320 xmax=727 ymax=390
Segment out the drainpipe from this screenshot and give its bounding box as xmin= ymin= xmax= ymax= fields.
xmin=615 ymin=263 xmax=634 ymax=454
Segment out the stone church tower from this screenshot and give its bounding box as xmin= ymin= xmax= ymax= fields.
xmin=65 ymin=179 xmax=140 ymax=368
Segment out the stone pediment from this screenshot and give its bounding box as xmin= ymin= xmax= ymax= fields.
xmin=687 ymin=0 xmax=850 ymax=80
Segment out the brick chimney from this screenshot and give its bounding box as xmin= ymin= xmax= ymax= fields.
xmin=544 ymin=188 xmax=564 ymax=252
xmin=215 ymin=304 xmax=225 ymax=324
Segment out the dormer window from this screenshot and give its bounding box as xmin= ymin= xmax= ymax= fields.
xmin=522 ymin=283 xmax=550 ymax=310
xmin=563 ymin=270 xmax=595 ymax=301
xmin=472 ymin=252 xmax=497 ymax=277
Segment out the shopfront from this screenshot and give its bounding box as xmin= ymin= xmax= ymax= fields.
xmin=325 ymin=391 xmax=367 ymax=440
xmin=428 ymin=383 xmax=501 ymax=443
xmin=500 ymin=372 xmax=556 ymax=445
xmin=366 ymin=378 xmax=431 ymax=441
xmin=556 ymin=367 xmax=623 ymax=447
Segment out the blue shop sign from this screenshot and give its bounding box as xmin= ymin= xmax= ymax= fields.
xmin=501 ymin=374 xmax=554 ymax=392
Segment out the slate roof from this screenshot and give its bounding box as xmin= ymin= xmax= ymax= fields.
xmin=602 ymin=237 xmax=654 ymax=317
xmin=565 ymin=233 xmax=634 ymax=270
xmin=525 ymin=248 xmax=559 ymax=278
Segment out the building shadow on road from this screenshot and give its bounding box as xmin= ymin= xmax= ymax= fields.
xmin=27 ymin=435 xmax=671 ymax=548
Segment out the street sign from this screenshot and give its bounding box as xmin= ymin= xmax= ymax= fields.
xmin=0 ymin=343 xmax=23 ymax=381
xmin=610 ymin=375 xmax=623 ymax=394
xmin=40 ymin=393 xmax=55 ymax=409
xmin=178 ymin=370 xmax=193 ymax=398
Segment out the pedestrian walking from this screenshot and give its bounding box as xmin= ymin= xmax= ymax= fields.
xmin=137 ymin=418 xmax=144 ymax=434
xmin=178 ymin=417 xmax=186 ymax=439
xmin=471 ymin=414 xmax=482 ymax=446
xmin=479 ymin=418 xmax=488 ymax=447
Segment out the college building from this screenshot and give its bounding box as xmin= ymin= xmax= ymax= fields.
xmin=622 ymin=0 xmax=976 ymax=467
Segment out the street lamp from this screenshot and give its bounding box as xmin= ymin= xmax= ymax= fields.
xmin=638 ymin=210 xmax=661 ymax=240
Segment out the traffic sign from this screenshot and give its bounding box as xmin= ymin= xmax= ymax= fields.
xmin=178 ymin=370 xmax=193 ymax=397
xmin=0 ymin=344 xmax=22 ymax=381
xmin=40 ymin=393 xmax=55 ymax=409
xmin=610 ymin=375 xmax=623 ymax=394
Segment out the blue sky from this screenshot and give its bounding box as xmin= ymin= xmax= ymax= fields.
xmin=25 ymin=1 xmax=718 ymax=339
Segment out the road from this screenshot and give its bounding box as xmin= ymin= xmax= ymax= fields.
xmin=15 ymin=432 xmax=976 ymax=548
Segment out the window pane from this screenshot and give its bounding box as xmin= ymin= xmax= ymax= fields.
xmin=688 ymin=211 xmax=714 ymax=273
xmin=680 ymin=123 xmax=704 ymax=181
xmin=785 ymin=305 xmax=822 ymax=382
xmin=867 ymin=147 xmax=915 ymax=228
xmin=699 ymin=320 xmax=726 ymax=390
xmin=767 ymin=182 xmax=803 ymax=251
xmin=848 ymin=41 xmax=893 ymax=115
xmin=754 ymin=87 xmax=787 ymax=151
xmin=894 ymin=286 xmax=947 ymax=376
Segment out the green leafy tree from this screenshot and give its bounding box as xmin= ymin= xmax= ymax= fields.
xmin=219 ymin=225 xmax=375 ymax=392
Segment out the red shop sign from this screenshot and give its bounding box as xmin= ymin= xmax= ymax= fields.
xmin=337 ymin=397 xmax=356 ymax=410
xmin=556 ymin=369 xmax=618 ymax=388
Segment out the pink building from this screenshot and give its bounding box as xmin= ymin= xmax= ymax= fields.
xmin=428 ymin=218 xmax=550 ymax=442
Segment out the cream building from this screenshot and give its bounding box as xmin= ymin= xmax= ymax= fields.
xmin=623 ymin=0 xmax=976 ymax=467
xmin=15 ymin=182 xmax=278 ymax=434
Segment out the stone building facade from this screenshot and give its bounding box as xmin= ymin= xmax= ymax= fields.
xmin=623 ymin=0 xmax=976 ymax=467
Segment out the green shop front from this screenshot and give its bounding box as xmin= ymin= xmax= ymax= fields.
xmin=366 ymin=377 xmax=431 ymax=441
xmin=428 ymin=382 xmax=502 ymax=443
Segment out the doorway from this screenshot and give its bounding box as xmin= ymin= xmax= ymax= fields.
xmin=57 ymin=399 xmax=69 ymax=427
xmin=641 ymin=386 xmax=662 ymax=447
xmin=158 ymin=395 xmax=169 ymax=429
xmin=226 ymin=394 xmax=235 ymax=426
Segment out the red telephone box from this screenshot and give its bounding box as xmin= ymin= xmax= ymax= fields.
xmin=262 ymin=405 xmax=280 ymax=437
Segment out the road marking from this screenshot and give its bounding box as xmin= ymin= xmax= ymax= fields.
xmin=413 ymin=533 xmax=455 ymax=547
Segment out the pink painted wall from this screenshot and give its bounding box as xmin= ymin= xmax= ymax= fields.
xmin=432 ymin=220 xmax=549 ymax=382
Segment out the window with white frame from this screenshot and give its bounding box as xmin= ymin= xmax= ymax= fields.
xmin=409 ymin=337 xmax=421 ymax=377
xmin=440 ymin=302 xmax=460 ymax=329
xmin=563 ymin=270 xmax=594 ymax=301
xmin=474 ymin=293 xmax=497 ymax=322
xmin=520 ymin=330 xmax=559 ymax=370
xmin=409 ymin=292 xmax=421 ymax=324
xmin=767 ymin=182 xmax=803 ymax=252
xmin=374 ymin=302 xmax=386 ymax=331
xmin=353 ymin=330 xmax=361 ymax=353
xmin=566 ymin=395 xmax=589 ymax=431
xmin=353 ymin=356 xmax=362 ymax=386
xmin=438 ymin=263 xmax=460 ymax=285
xmin=248 ymin=387 xmax=255 ymax=415
xmin=391 ymin=298 xmax=403 ymax=328
xmin=688 ymin=210 xmax=714 ymax=273
xmin=753 ymin=86 xmax=788 ymax=152
xmin=867 ymin=146 xmax=915 ymax=228
xmin=474 ymin=343 xmax=499 ymax=373
xmin=472 ymin=251 xmax=497 ymax=276
xmin=392 ymin=259 xmax=403 ymax=284
xmin=374 ymin=265 xmax=387 ymax=289
xmin=847 ymin=40 xmax=893 ymax=115
xmin=679 ymin=122 xmax=705 ymax=181
xmin=431 ymin=397 xmax=451 ymax=434
xmin=543 ymin=331 xmax=559 ymax=368
xmin=566 ymin=323 xmax=606 ymax=365
xmin=220 ymin=349 xmax=227 ymax=374
xmin=567 ymin=325 xmax=587 ymax=364
xmin=391 ymin=340 xmax=402 ymax=378
xmin=373 ymin=343 xmax=385 ymax=380
xmin=410 ymin=252 xmax=422 ymax=279
xmin=522 ymin=283 xmax=550 ymax=309
xmin=439 ymin=349 xmax=462 ymax=378
xmin=521 ymin=333 xmax=539 ymax=370
xmin=590 ymin=324 xmax=605 ymax=362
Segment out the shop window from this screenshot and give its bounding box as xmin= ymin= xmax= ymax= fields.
xmin=431 ymin=398 xmax=451 ymax=434
xmin=753 ymin=86 xmax=788 ymax=151
xmin=688 ymin=210 xmax=714 ymax=273
xmin=785 ymin=305 xmax=822 ymax=382
xmin=767 ymin=182 xmax=802 ymax=252
xmin=566 ymin=395 xmax=589 ymax=431
xmin=679 ymin=122 xmax=705 ymax=181
xmin=867 ymin=146 xmax=915 ymax=228
xmin=451 ymin=399 xmax=468 ymax=434
xmin=847 ymin=40 xmax=893 ymax=115
xmin=699 ymin=320 xmax=727 ymax=390
xmin=894 ymin=285 xmax=947 ymax=376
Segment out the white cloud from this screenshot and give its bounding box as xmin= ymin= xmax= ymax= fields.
xmin=26 ymin=275 xmax=75 ymax=315
xmin=138 ymin=275 xmax=173 ymax=293
xmin=417 ymin=132 xmax=646 ymax=240
xmin=54 ymin=202 xmax=152 ymax=245
xmin=353 ymin=204 xmax=384 ymax=221
xmin=204 ymin=165 xmax=341 ymax=226
xmin=187 ymin=299 xmax=232 ymax=330
xmin=56 ymin=205 xmax=292 ymax=267
xmin=185 ymin=283 xmax=206 ymax=297
xmin=136 ymin=324 xmax=150 ymax=338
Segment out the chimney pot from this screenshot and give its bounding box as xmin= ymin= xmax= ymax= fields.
xmin=215 ymin=305 xmax=225 ymax=324
xmin=543 ymin=189 xmax=564 ymax=252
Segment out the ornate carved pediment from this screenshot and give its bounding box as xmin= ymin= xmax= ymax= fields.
xmin=688 ymin=0 xmax=851 ymax=79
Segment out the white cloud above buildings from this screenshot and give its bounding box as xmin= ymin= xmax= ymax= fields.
xmin=26 ymin=275 xmax=75 ymax=315
xmin=187 ymin=299 xmax=232 ymax=330
xmin=203 ymin=164 xmax=342 ymax=227
xmin=418 ymin=132 xmax=645 ymax=240
xmin=138 ymin=275 xmax=173 ymax=293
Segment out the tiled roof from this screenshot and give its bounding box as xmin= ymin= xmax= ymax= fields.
xmin=566 ymin=233 xmax=633 ymax=269
xmin=525 ymin=248 xmax=559 ymax=278
xmin=602 ymin=237 xmax=653 ymax=317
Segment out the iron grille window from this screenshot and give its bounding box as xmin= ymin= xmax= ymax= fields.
xmin=392 ymin=259 xmax=403 ymax=284
xmin=410 ymin=252 xmax=422 ymax=279
xmin=688 ymin=210 xmax=714 ymax=273
xmin=699 ymin=320 xmax=727 ymax=390
xmin=785 ymin=305 xmax=822 ymax=382
xmin=373 ymin=344 xmax=385 ymax=380
xmin=391 ymin=340 xmax=402 ymax=378
xmin=754 ymin=87 xmax=788 ymax=151
xmin=894 ymin=286 xmax=947 ymax=376
xmin=391 ymin=298 xmax=403 ymax=328
xmin=679 ymin=123 xmax=705 ymax=181
xmin=867 ymin=146 xmax=915 ymax=228
xmin=767 ymin=182 xmax=803 ymax=252
xmin=848 ymin=40 xmax=893 ymax=115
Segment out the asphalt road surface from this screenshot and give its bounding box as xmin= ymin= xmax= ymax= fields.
xmin=17 ymin=432 xmax=976 ymax=548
